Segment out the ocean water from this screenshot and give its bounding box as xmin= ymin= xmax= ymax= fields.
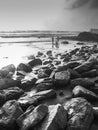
xmin=0 ymin=36 xmax=94 ymax=68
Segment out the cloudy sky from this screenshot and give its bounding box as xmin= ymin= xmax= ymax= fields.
xmin=0 ymin=0 xmax=98 ymax=31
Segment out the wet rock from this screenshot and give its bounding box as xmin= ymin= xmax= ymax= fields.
xmin=55 ymin=70 xmax=70 ymax=86
xmin=36 ymin=82 xmax=54 ymax=92
xmin=46 ymin=50 xmax=52 ymax=57
xmin=74 ymin=62 xmax=93 ymax=74
xmin=0 ymin=78 xmax=20 ymax=90
xmin=72 ymin=85 xmax=98 ymax=101
xmin=93 ymin=107 xmax=98 ymax=120
xmin=70 ymin=78 xmax=95 ymax=89
xmin=17 ymin=63 xmax=32 ymax=73
xmin=0 ymin=64 xmax=15 ymax=78
xmin=63 ymin=97 xmax=94 ymax=130
xmin=28 ymin=58 xmax=42 ymax=68
xmin=38 ymin=71 xmax=49 ymax=79
xmin=81 ymin=69 xmax=98 ymax=78
xmin=63 ymin=61 xmax=81 ymax=69
xmin=43 ymin=59 xmax=52 ymax=65
xmin=17 ymin=104 xmax=48 ymax=130
xmin=68 ymin=69 xmax=81 ymax=79
xmin=0 ymin=87 xmax=24 ymax=106
xmin=18 ymin=89 xmax=56 ymax=110
xmin=35 ymin=104 xmax=67 ymax=130
xmin=0 ymin=100 xmax=23 ymax=130
xmin=20 ymin=73 xmax=37 ymax=90
xmin=37 ymin=51 xmax=44 ymax=57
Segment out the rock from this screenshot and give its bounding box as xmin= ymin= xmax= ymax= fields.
xmin=68 ymin=69 xmax=81 ymax=79
xmin=38 ymin=71 xmax=49 ymax=79
xmin=37 ymin=51 xmax=44 ymax=57
xmin=81 ymin=69 xmax=98 ymax=78
xmin=72 ymin=85 xmax=98 ymax=101
xmin=70 ymin=78 xmax=95 ymax=89
xmin=0 ymin=78 xmax=20 ymax=90
xmin=63 ymin=97 xmax=94 ymax=130
xmin=0 ymin=87 xmax=24 ymax=106
xmin=36 ymin=82 xmax=54 ymax=92
xmin=17 ymin=104 xmax=48 ymax=130
xmin=0 ymin=64 xmax=15 ymax=78
xmin=17 ymin=63 xmax=32 ymax=73
xmin=35 ymin=104 xmax=67 ymax=130
xmin=74 ymin=62 xmax=93 ymax=74
xmin=55 ymin=70 xmax=70 ymax=86
xmin=18 ymin=89 xmax=56 ymax=110
xmin=93 ymin=107 xmax=98 ymax=120
xmin=0 ymin=100 xmax=23 ymax=130
xmin=43 ymin=59 xmax=52 ymax=65
xmin=63 ymin=61 xmax=81 ymax=69
xmin=28 ymin=58 xmax=42 ymax=68
xmin=20 ymin=73 xmax=37 ymax=90
xmin=46 ymin=50 xmax=52 ymax=57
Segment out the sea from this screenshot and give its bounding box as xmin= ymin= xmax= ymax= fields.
xmin=0 ymin=31 xmax=95 ymax=68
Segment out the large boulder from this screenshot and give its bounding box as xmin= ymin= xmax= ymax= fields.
xmin=81 ymin=69 xmax=98 ymax=78
xmin=0 ymin=64 xmax=15 ymax=78
xmin=20 ymin=73 xmax=37 ymax=90
xmin=18 ymin=89 xmax=56 ymax=110
xmin=17 ymin=63 xmax=32 ymax=73
xmin=74 ymin=62 xmax=93 ymax=74
xmin=54 ymin=70 xmax=70 ymax=86
xmin=70 ymin=78 xmax=95 ymax=89
xmin=0 ymin=78 xmax=20 ymax=90
xmin=72 ymin=85 xmax=98 ymax=102
xmin=0 ymin=100 xmax=23 ymax=130
xmin=0 ymin=87 xmax=24 ymax=107
xmin=68 ymin=69 xmax=81 ymax=79
xmin=63 ymin=97 xmax=94 ymax=130
xmin=36 ymin=82 xmax=54 ymax=92
xmin=17 ymin=104 xmax=48 ymax=130
xmin=36 ymin=104 xmax=67 ymax=130
xmin=28 ymin=58 xmax=42 ymax=68
xmin=63 ymin=61 xmax=81 ymax=69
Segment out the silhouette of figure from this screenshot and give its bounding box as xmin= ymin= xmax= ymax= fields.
xmin=52 ymin=36 xmax=54 ymax=49
xmin=55 ymin=36 xmax=59 ymax=49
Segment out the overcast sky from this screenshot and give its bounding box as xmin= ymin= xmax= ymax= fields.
xmin=0 ymin=0 xmax=98 ymax=31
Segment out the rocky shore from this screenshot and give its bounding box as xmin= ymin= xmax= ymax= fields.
xmin=0 ymin=43 xmax=98 ymax=130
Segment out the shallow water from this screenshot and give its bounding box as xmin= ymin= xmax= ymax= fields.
xmin=0 ymin=36 xmax=96 ymax=68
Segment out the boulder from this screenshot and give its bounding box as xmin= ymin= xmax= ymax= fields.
xmin=68 ymin=69 xmax=81 ymax=79
xmin=0 ymin=87 xmax=24 ymax=106
xmin=18 ymin=89 xmax=56 ymax=110
xmin=70 ymin=78 xmax=95 ymax=89
xmin=0 ymin=78 xmax=20 ymax=90
xmin=17 ymin=104 xmax=48 ymax=130
xmin=81 ymin=69 xmax=98 ymax=78
xmin=0 ymin=64 xmax=15 ymax=78
xmin=55 ymin=70 xmax=70 ymax=86
xmin=43 ymin=59 xmax=52 ymax=65
xmin=20 ymin=73 xmax=37 ymax=90
xmin=17 ymin=63 xmax=32 ymax=73
xmin=35 ymin=104 xmax=67 ymax=130
xmin=63 ymin=61 xmax=81 ymax=69
xmin=74 ymin=62 xmax=93 ymax=74
xmin=0 ymin=100 xmax=23 ymax=130
xmin=28 ymin=58 xmax=42 ymax=68
xmin=36 ymin=82 xmax=54 ymax=92
xmin=72 ymin=85 xmax=98 ymax=101
xmin=63 ymin=97 xmax=94 ymax=130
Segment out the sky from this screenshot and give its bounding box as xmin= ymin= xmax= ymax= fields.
xmin=0 ymin=0 xmax=98 ymax=31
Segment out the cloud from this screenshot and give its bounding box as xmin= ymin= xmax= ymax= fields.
xmin=65 ymin=0 xmax=89 ymax=9
xmin=90 ymin=0 xmax=98 ymax=9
